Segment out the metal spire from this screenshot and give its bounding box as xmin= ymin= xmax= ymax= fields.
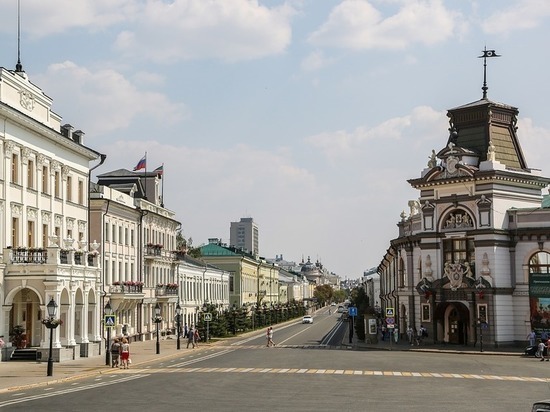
xmin=478 ymin=47 xmax=500 ymax=99
xmin=15 ymin=0 xmax=24 ymax=72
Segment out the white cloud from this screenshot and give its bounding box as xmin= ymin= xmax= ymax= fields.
xmin=308 ymin=0 xmax=460 ymax=50
xmin=113 ymin=0 xmax=296 ymax=62
xmin=33 ymin=61 xmax=187 ymax=135
xmin=0 ymin=0 xmax=139 ymax=37
xmin=517 ymin=117 xmax=550 ymax=171
xmin=306 ymin=105 xmax=446 ymax=162
xmin=300 ymin=50 xmax=333 ymax=72
xmin=482 ymin=0 xmax=550 ymax=35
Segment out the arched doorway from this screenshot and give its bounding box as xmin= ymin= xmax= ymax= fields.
xmin=10 ymin=288 xmax=42 ymax=347
xmin=436 ymin=302 xmax=470 ymax=344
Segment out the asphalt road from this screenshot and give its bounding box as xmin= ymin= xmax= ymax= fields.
xmin=0 ymin=311 xmax=548 ymax=411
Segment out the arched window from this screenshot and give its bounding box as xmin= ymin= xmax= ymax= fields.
xmin=398 ymin=257 xmax=405 ymax=287
xmin=529 ymin=251 xmax=550 ymax=273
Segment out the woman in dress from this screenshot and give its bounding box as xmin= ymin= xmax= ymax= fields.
xmin=120 ymin=338 xmax=130 ymax=369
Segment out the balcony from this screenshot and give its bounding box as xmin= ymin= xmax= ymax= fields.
xmin=110 ymin=283 xmax=144 ymax=294
xmin=5 ymin=247 xmax=99 ymax=268
xmin=155 ymin=284 xmax=178 ymax=301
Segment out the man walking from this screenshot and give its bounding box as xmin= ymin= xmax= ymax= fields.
xmin=187 ymin=326 xmax=196 ymax=349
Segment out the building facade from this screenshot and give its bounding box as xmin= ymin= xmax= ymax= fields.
xmin=0 ymin=65 xmax=102 ymax=359
xmin=378 ymin=87 xmax=550 ymax=347
xmin=229 ymin=217 xmax=259 ymax=256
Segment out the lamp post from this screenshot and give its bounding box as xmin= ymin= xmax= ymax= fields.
xmin=45 ymin=298 xmax=59 ymax=377
xmin=105 ymin=300 xmax=113 ymax=366
xmin=154 ymin=303 xmax=162 ymax=354
xmin=176 ymin=302 xmax=181 ymax=350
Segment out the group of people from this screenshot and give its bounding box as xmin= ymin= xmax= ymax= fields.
xmin=266 ymin=326 xmax=275 ymax=347
xmin=528 ymin=330 xmax=550 ymax=362
xmin=185 ymin=324 xmax=201 ymax=349
xmin=110 ymin=337 xmax=131 ymax=369
xmin=406 ymin=325 xmax=428 ymax=346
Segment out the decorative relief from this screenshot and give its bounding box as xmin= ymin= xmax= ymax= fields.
xmin=19 ymin=89 xmax=35 ymax=111
xmin=66 ymin=218 xmax=75 ymax=230
xmin=443 ymin=210 xmax=474 ymax=230
xmin=37 ymin=153 xmax=47 ymax=165
xmin=423 ymin=255 xmax=433 ymax=280
xmin=10 ymin=203 xmax=22 ymax=216
xmin=54 ymin=214 xmax=63 ymax=226
xmin=51 ymin=160 xmax=60 ymax=172
xmin=41 ymin=211 xmax=51 ymax=224
xmin=408 ymin=200 xmax=420 ymax=216
xmin=61 ymin=165 xmax=70 ymax=180
xmin=4 ymin=141 xmax=16 ymax=157
xmin=27 ymin=207 xmax=37 ymax=220
xmin=444 ymin=262 xmax=475 ymax=291
xmin=78 ymin=221 xmax=86 ymax=232
xmin=21 ymin=148 xmax=32 ymax=164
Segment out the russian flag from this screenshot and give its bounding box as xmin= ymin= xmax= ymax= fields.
xmin=153 ymin=165 xmax=163 ymax=176
xmin=133 ymin=155 xmax=146 ymax=171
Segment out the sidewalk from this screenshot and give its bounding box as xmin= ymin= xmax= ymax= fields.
xmin=343 ymin=333 xmax=525 ymax=356
xmin=0 ymin=337 xmax=195 ymax=393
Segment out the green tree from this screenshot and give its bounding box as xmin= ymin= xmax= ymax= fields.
xmin=313 ymin=284 xmax=333 ymax=306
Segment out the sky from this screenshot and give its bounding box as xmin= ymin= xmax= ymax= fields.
xmin=1 ymin=0 xmax=550 ymax=279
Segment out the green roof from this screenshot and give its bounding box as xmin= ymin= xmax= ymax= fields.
xmin=199 ymin=243 xmax=238 ymax=256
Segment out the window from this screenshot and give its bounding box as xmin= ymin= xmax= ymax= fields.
xmin=130 ymin=229 xmax=134 ymax=246
xmin=67 ymin=229 xmax=73 ymax=240
xmin=66 ymin=176 xmax=72 ymax=202
xmin=105 ymin=222 xmax=109 ymax=241
xmin=27 ymin=159 xmax=34 ymax=189
xmin=11 ymin=153 xmax=19 ymax=184
xmin=443 ymin=238 xmax=475 ymax=265
xmin=112 ymin=224 xmax=117 ymax=243
xmin=27 ymin=221 xmax=35 ymax=247
xmin=42 ymin=224 xmax=48 ymax=248
xmin=54 ymin=171 xmax=60 ymax=197
xmin=119 ymin=227 xmax=123 ymax=244
xmin=529 ymin=251 xmax=550 ymax=274
xmin=78 ymin=180 xmax=84 ymax=205
xmin=125 ymin=228 xmax=129 ymax=245
xmin=42 ymin=166 xmax=49 ymax=194
xmin=12 ymin=217 xmax=19 ymax=247
xmin=54 ymin=226 xmax=60 ymax=237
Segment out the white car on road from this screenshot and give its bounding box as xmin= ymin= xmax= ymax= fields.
xmin=302 ymin=315 xmax=313 ymax=324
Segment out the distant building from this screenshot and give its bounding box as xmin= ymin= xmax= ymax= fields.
xmin=230 ymin=217 xmax=259 ymax=256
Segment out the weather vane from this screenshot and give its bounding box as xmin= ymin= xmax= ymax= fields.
xmin=478 ymin=47 xmax=501 ymax=99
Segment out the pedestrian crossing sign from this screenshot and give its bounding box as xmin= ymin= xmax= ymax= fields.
xmin=104 ymin=315 xmax=116 ymax=327
xmin=204 ymin=313 xmax=212 ymax=322
xmin=386 ymin=308 xmax=394 ymax=317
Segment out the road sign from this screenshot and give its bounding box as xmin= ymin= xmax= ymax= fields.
xmin=386 ymin=317 xmax=395 ymax=324
xmin=204 ymin=313 xmax=212 ymax=322
xmin=386 ymin=308 xmax=394 ymax=317
xmin=348 ymin=307 xmax=357 ymax=317
xmin=104 ymin=315 xmax=116 ymax=327
xmin=387 ymin=324 xmax=395 ymax=329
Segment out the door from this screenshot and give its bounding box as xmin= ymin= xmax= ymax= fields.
xmin=448 ymin=308 xmax=459 ymax=343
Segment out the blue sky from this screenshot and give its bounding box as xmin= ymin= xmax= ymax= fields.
xmin=1 ymin=0 xmax=549 ymax=278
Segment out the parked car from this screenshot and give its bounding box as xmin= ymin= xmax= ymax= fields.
xmin=302 ymin=315 xmax=313 ymax=324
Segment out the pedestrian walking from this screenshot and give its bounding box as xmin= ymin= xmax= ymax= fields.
xmin=111 ymin=338 xmax=121 ymax=368
xmin=120 ymin=338 xmax=130 ymax=369
xmin=407 ymin=326 xmax=414 ymax=346
xmin=266 ymin=326 xmax=275 ymax=347
xmin=187 ymin=327 xmax=196 ymax=349
xmin=194 ymin=328 xmax=201 ymax=347
xmin=537 ymin=339 xmax=549 ymax=361
xmin=414 ymin=327 xmax=421 ymax=346
xmin=184 ymin=323 xmax=189 ymax=340
xmin=527 ymin=330 xmax=536 ymax=347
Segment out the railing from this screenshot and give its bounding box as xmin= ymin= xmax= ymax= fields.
xmin=10 ymin=249 xmax=47 ymax=264
xmin=155 ymin=286 xmax=178 ymax=297
xmin=110 ymin=284 xmax=144 ymax=294
xmin=8 ymin=248 xmax=99 ymax=268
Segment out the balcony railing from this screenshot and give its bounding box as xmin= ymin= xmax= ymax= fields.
xmin=155 ymin=286 xmax=178 ymax=297
xmin=10 ymin=248 xmax=47 ymax=264
xmin=110 ymin=284 xmax=144 ymax=294
xmin=6 ymin=247 xmax=99 ymax=268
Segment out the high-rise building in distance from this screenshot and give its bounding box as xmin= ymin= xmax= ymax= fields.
xmin=230 ymin=217 xmax=259 ymax=256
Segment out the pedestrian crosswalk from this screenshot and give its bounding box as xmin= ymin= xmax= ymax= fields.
xmin=118 ymin=366 xmax=549 ymax=382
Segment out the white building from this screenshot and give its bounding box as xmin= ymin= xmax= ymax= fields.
xmin=377 ymin=82 xmax=550 ymax=347
xmin=0 ymin=65 xmax=103 ymax=360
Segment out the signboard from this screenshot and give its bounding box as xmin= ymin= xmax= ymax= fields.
xmin=204 ymin=313 xmax=212 ymax=322
xmin=386 ymin=308 xmax=394 ymax=317
xmin=104 ymin=315 xmax=116 ymax=327
xmin=387 ymin=324 xmax=395 ymax=329
xmin=368 ymin=318 xmax=377 ymax=335
xmin=348 ymin=307 xmax=357 ymax=317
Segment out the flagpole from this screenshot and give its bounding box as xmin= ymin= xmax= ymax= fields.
xmin=161 ymin=163 xmax=164 ymax=207
xmin=144 ymin=152 xmax=148 ymax=201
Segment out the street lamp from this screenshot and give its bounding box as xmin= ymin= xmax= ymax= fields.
xmin=154 ymin=303 xmax=162 ymax=355
xmin=105 ymin=300 xmax=113 ymax=366
xmin=45 ymin=298 xmax=59 ymax=377
xmin=176 ymin=302 xmax=182 ymax=350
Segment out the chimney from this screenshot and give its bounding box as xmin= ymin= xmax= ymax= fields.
xmin=60 ymin=123 xmax=73 ymax=139
xmin=73 ymin=130 xmax=85 ymax=145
